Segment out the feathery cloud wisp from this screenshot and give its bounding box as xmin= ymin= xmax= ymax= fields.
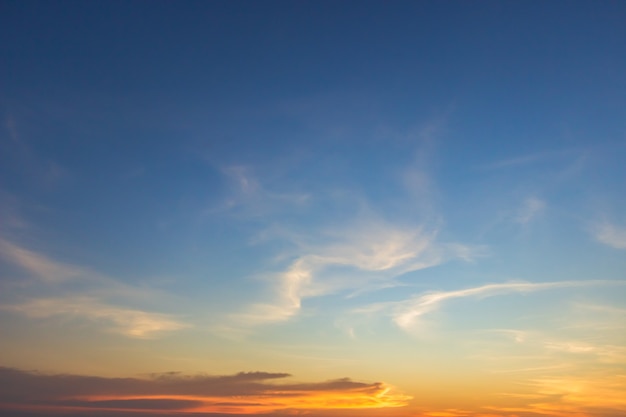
xmin=515 ymin=197 xmax=545 ymax=225
xmin=592 ymin=221 xmax=626 ymax=249
xmin=233 ymin=220 xmax=480 ymax=327
xmin=0 ymin=238 xmax=86 ymax=283
xmin=0 ymin=237 xmax=190 ymax=338
xmin=2 ymin=297 xmax=190 ymax=338
xmin=391 ymin=280 xmax=626 ymax=332
xmin=213 ymin=165 xmax=310 ymax=215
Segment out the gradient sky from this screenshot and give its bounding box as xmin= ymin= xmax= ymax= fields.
xmin=1 ymin=1 xmax=626 ymax=417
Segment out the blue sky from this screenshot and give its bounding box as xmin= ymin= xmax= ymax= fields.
xmin=1 ymin=2 xmax=626 ymax=417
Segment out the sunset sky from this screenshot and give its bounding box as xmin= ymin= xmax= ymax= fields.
xmin=1 ymin=1 xmax=626 ymax=416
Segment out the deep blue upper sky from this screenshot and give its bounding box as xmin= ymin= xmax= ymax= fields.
xmin=4 ymin=1 xmax=625 ymax=110
xmin=2 ymin=0 xmax=625 ymax=279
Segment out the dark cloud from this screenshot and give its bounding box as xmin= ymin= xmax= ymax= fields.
xmin=0 ymin=366 xmax=407 ymax=416
xmin=53 ymin=398 xmax=203 ymax=410
xmin=0 ymin=411 xmax=241 ymax=417
xmin=0 ymin=367 xmax=293 ymax=401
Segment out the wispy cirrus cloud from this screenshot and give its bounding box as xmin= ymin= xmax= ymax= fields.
xmin=433 ymin=298 xmax=626 ymax=417
xmin=488 ymin=373 xmax=626 ymax=417
xmin=0 ymin=191 xmax=30 ymax=232
xmin=211 ymin=165 xmax=310 ymax=216
xmin=0 ymin=237 xmax=165 ymax=300
xmin=479 ymin=148 xmax=583 ymax=171
xmin=1 ymin=115 xmax=68 ymax=188
xmin=231 ymin=218 xmax=481 ymax=328
xmin=0 ymin=238 xmax=86 ymax=284
xmin=0 ymin=238 xmax=190 ymax=338
xmin=217 ymin=130 xmax=486 ymax=331
xmin=393 ymin=280 xmax=626 ymax=332
xmin=0 ymin=367 xmax=410 ymax=415
xmin=1 ymin=297 xmax=189 ymax=339
xmin=591 ymin=221 xmax=626 ymax=249
xmin=349 ymin=280 xmax=626 ymax=335
xmin=476 ymin=325 xmax=626 ymax=370
xmin=515 ymin=197 xmax=546 ymax=225
xmin=543 ymin=340 xmax=626 ymax=363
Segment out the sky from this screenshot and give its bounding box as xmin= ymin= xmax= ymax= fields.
xmin=1 ymin=1 xmax=625 ymax=416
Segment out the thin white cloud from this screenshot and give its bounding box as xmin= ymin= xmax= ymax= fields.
xmin=574 ymin=302 xmax=626 ymax=316
xmin=0 ymin=238 xmax=85 ymax=283
xmin=514 ymin=374 xmax=626 ymax=416
xmin=219 ymin=128 xmax=481 ymax=331
xmin=482 ymin=153 xmax=551 ymax=169
xmin=224 ymin=165 xmax=260 ymax=195
xmin=0 ymin=238 xmax=189 ymax=338
xmin=0 ymin=191 xmax=30 ymax=231
xmin=515 ymin=197 xmax=545 ymax=225
xmin=390 ymin=280 xmax=626 ymax=333
xmin=212 ymin=165 xmax=310 ymax=215
xmin=592 ymin=221 xmax=626 ymax=249
xmin=0 ymin=237 xmax=168 ymax=300
xmin=542 ymin=340 xmax=626 ymax=363
xmin=232 ymin=220 xmax=481 ymax=327
xmin=479 ymin=149 xmax=580 ymax=170
xmin=2 ymin=297 xmax=190 ymax=339
xmin=5 ymin=115 xmax=20 ymax=144
xmin=2 ymin=116 xmax=69 ymax=187
xmin=482 ymin=328 xmax=529 ymax=343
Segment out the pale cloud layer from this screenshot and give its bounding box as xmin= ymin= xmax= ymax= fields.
xmin=0 ymin=238 xmax=85 ymax=283
xmin=592 ymin=221 xmax=626 ymax=249
xmin=395 ymin=280 xmax=626 ymax=332
xmin=232 ymin=218 xmax=481 ymax=328
xmin=218 ymin=142 xmax=486 ymax=331
xmin=2 ymin=297 xmax=189 ymax=338
xmin=349 ymin=280 xmax=626 ymax=335
xmin=488 ymin=373 xmax=626 ymax=417
xmin=213 ymin=165 xmax=310 ymax=215
xmin=479 ymin=148 xmax=583 ymax=171
xmin=515 ymin=197 xmax=545 ymax=225
xmin=0 ymin=238 xmax=189 ymax=338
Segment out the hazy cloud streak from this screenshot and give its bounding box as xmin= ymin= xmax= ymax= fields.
xmin=0 ymin=239 xmax=85 ymax=284
xmin=2 ymin=297 xmax=190 ymax=338
xmin=592 ymin=222 xmax=626 ymax=249
xmin=234 ymin=220 xmax=481 ymax=327
xmin=515 ymin=197 xmax=545 ymax=225
xmin=393 ymin=280 xmax=625 ymax=331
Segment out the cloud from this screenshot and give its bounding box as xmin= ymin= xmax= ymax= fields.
xmin=0 ymin=367 xmax=410 ymax=415
xmin=207 ymin=125 xmax=483 ymax=331
xmin=212 ymin=165 xmax=310 ymax=216
xmin=592 ymin=221 xmax=626 ymax=249
xmin=479 ymin=149 xmax=581 ymax=170
xmin=1 ymin=297 xmax=190 ymax=338
xmin=354 ymin=280 xmax=626 ymax=333
xmin=0 ymin=191 xmax=30 ymax=232
xmin=421 ymin=410 xmax=475 ymax=417
xmin=232 ymin=219 xmax=481 ymax=327
xmin=482 ymin=153 xmax=552 ymax=170
xmin=0 ymin=239 xmax=86 ymax=284
xmin=0 ymin=237 xmax=164 ymax=300
xmin=0 ymin=238 xmax=189 ymax=338
xmin=1 ymin=115 xmax=68 ymax=188
xmin=543 ymin=341 xmax=626 ymax=363
xmin=5 ymin=115 xmax=20 ymax=144
xmin=515 ymin=197 xmax=545 ymax=225
xmin=489 ymin=373 xmax=626 ymax=417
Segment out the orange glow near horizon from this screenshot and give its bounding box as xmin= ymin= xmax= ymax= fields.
xmin=0 ymin=383 xmax=411 ymax=416
xmin=81 ymin=386 xmax=410 ymax=414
